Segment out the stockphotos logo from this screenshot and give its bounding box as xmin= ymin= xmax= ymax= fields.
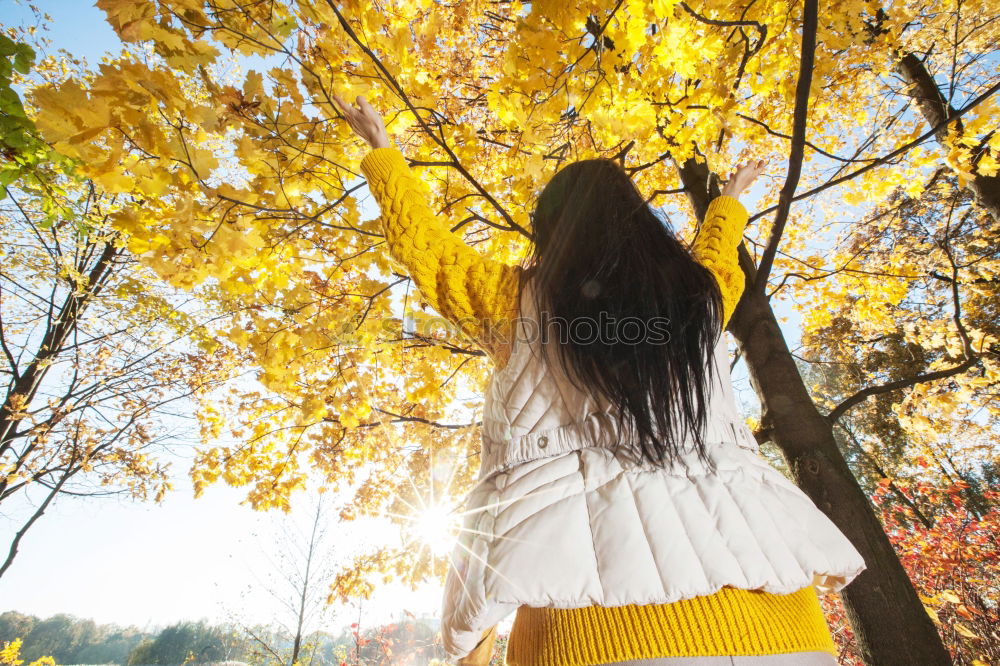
xmin=330 ymin=310 xmax=673 ymax=346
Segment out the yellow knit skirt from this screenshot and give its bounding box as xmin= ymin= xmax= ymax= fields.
xmin=504 ymin=585 xmax=837 ymax=666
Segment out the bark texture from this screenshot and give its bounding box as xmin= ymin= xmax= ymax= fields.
xmin=896 ymin=53 xmax=1000 ymax=220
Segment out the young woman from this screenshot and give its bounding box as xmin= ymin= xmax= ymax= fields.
xmin=333 ymin=92 xmax=866 ymax=666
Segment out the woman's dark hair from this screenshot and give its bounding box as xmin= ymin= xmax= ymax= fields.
xmin=514 ymin=158 xmax=724 ymax=472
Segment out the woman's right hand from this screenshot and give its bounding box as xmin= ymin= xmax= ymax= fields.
xmin=720 ymin=159 xmax=768 ymax=199
xmin=332 ymin=91 xmax=391 ymax=150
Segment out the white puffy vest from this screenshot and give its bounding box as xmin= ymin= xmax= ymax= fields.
xmin=440 ymin=278 xmax=867 ymax=660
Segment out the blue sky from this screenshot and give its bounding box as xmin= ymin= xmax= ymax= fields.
xmin=0 ymin=0 xmax=805 ymax=637
xmin=3 ymin=1 xmax=118 ymax=65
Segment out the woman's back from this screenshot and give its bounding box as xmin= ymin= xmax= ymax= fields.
xmin=444 ymin=273 xmax=864 ymax=664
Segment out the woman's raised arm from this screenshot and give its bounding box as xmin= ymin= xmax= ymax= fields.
xmin=689 ymin=159 xmax=767 ymax=328
xmin=333 ymin=93 xmax=521 ymax=363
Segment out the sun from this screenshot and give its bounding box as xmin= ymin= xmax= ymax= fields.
xmin=376 ymin=448 xmax=471 ymax=563
xmin=409 ymin=503 xmax=459 ymax=556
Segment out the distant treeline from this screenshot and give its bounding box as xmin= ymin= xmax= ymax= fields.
xmin=0 ymin=611 xmax=446 ymax=665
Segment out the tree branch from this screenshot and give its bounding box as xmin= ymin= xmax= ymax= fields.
xmin=753 ymin=0 xmax=818 ymax=293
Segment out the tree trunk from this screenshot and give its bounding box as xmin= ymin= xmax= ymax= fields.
xmin=677 ymin=158 xmax=952 ymax=665
xmin=896 ymin=52 xmax=1000 ymax=220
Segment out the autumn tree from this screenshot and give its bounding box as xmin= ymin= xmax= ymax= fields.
xmin=0 ymin=21 xmax=236 ymax=577
xmin=792 ymin=150 xmax=999 ymax=664
xmin=14 ymin=0 xmax=999 ymax=663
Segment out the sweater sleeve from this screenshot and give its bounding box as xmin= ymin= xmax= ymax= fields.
xmin=359 ymin=147 xmax=521 ymax=361
xmin=455 ymin=625 xmax=497 ymax=665
xmin=689 ymin=195 xmax=749 ymax=329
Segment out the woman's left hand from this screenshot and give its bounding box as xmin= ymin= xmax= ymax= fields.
xmin=720 ymin=159 xmax=768 ymax=199
xmin=332 ymin=91 xmax=391 ymax=150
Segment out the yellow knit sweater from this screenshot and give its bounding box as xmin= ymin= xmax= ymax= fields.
xmin=359 ymin=147 xmax=837 ymax=665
